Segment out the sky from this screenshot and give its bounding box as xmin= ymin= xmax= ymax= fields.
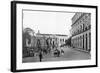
xmin=23 ymin=10 xmax=75 ymax=36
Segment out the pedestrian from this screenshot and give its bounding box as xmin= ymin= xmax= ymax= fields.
xmin=39 ymin=51 xmax=43 ymax=62
xmin=57 ymin=49 xmax=60 ymax=57
xmin=61 ymin=49 xmax=64 ymax=55
xmin=61 ymin=46 xmax=64 ymax=55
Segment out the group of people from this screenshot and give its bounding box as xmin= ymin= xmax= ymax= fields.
xmin=37 ymin=38 xmax=58 ymax=52
xmin=38 ymin=47 xmax=65 ymax=62
xmin=36 ymin=38 xmax=60 ymax=62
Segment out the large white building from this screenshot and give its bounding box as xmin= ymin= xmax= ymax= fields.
xmin=71 ymin=12 xmax=91 ymax=53
xmin=36 ymin=33 xmax=68 ymax=47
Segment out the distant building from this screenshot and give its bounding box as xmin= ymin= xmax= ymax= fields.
xmin=36 ymin=33 xmax=68 ymax=47
xmin=71 ymin=12 xmax=91 ymax=53
xmin=56 ymin=34 xmax=68 ymax=47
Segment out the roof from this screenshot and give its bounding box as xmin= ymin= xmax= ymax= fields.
xmin=37 ymin=33 xmax=67 ymax=36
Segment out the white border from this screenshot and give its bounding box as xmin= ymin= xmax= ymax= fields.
xmin=16 ymin=3 xmax=96 ymax=70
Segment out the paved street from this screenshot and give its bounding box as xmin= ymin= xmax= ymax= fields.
xmin=23 ymin=46 xmax=91 ymax=63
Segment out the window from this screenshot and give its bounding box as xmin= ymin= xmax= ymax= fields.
xmin=85 ymin=26 xmax=88 ymax=31
xmin=89 ymin=25 xmax=91 ymax=29
xmin=80 ymin=25 xmax=82 ymax=32
xmin=83 ymin=24 xmax=84 ymax=31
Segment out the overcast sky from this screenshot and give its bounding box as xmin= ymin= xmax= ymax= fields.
xmin=23 ymin=10 xmax=75 ymax=36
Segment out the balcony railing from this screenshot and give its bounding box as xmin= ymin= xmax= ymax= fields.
xmin=72 ymin=25 xmax=91 ymax=37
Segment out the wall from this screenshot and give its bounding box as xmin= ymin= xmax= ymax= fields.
xmin=0 ymin=0 xmax=99 ymax=73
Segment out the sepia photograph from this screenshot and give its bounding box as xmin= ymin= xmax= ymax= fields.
xmin=11 ymin=1 xmax=97 ymax=72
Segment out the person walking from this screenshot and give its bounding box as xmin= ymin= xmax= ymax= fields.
xmin=39 ymin=51 xmax=43 ymax=62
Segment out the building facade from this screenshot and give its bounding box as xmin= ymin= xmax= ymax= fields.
xmin=36 ymin=33 xmax=68 ymax=48
xmin=23 ymin=28 xmax=68 ymax=57
xmin=71 ymin=12 xmax=91 ymax=53
xmin=56 ymin=35 xmax=68 ymax=47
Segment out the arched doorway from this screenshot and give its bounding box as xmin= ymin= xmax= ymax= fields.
xmin=83 ymin=35 xmax=84 ymax=50
xmin=86 ymin=34 xmax=88 ymax=51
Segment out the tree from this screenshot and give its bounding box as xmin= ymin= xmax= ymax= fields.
xmin=65 ymin=37 xmax=71 ymax=46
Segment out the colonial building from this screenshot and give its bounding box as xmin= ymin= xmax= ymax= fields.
xmin=71 ymin=12 xmax=91 ymax=53
xmin=23 ymin=28 xmax=68 ymax=57
xmin=36 ymin=33 xmax=68 ymax=47
xmin=56 ymin=34 xmax=68 ymax=47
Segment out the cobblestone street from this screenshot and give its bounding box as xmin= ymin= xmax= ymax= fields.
xmin=23 ymin=46 xmax=91 ymax=63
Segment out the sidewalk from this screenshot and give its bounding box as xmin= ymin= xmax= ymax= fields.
xmin=70 ymin=46 xmax=91 ymax=55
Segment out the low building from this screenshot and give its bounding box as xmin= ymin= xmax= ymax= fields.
xmin=36 ymin=33 xmax=68 ymax=47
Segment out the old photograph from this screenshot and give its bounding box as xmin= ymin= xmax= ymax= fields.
xmin=11 ymin=1 xmax=97 ymax=72
xmin=22 ymin=10 xmax=91 ymax=63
